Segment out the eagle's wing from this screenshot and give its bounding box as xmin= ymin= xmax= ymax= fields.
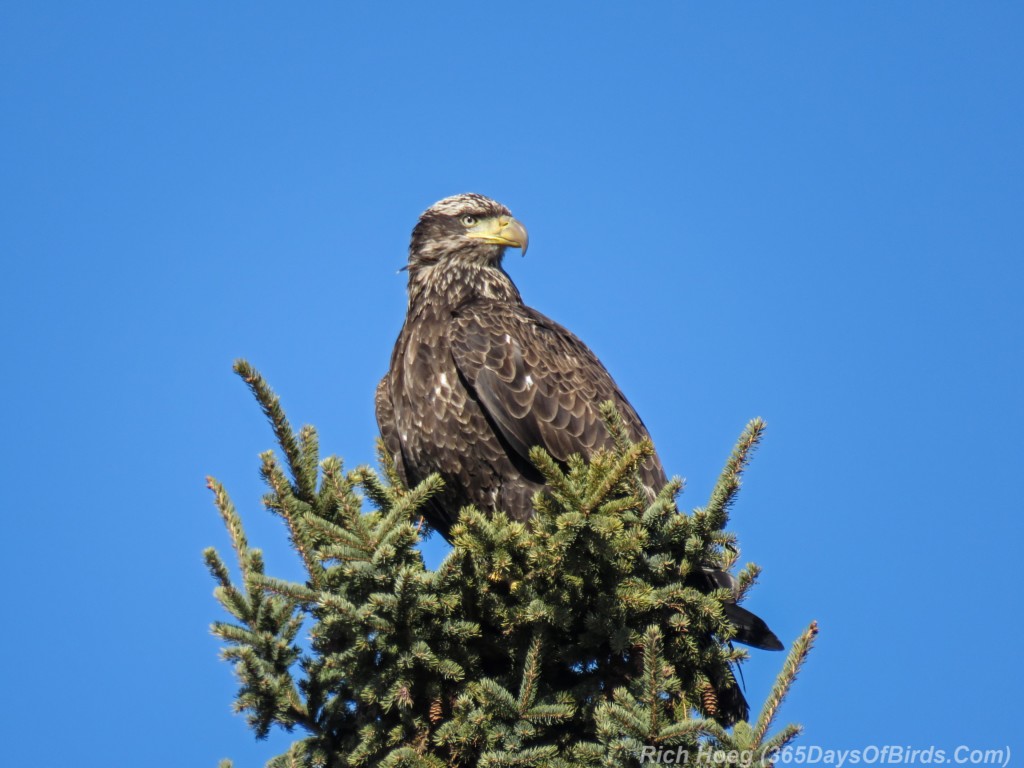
xmin=375 ymin=376 xmax=410 ymax=488
xmin=448 ymin=301 xmax=665 ymax=476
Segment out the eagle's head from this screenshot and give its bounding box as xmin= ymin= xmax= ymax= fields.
xmin=407 ymin=193 xmax=529 ymax=275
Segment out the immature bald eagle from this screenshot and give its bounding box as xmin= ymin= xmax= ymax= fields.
xmin=375 ymin=193 xmax=781 ymax=659
xmin=376 ymin=193 xmax=664 ymax=537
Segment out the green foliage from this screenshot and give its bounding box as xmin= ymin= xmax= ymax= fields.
xmin=207 ymin=362 xmax=814 ymax=767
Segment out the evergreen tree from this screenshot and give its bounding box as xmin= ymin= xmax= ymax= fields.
xmin=207 ymin=361 xmax=816 ymax=767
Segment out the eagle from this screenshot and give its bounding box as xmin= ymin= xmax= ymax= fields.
xmin=375 ymin=194 xmax=781 ymax=718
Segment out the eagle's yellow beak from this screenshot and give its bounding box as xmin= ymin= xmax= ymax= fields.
xmin=465 ymin=216 xmax=529 ymax=255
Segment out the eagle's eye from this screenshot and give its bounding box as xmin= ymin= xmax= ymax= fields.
xmin=460 ymin=214 xmax=477 ymax=227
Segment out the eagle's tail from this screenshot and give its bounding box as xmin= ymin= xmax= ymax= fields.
xmin=714 ymin=673 xmax=750 ymax=727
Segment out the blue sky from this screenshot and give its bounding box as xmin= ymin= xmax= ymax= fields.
xmin=2 ymin=2 xmax=1021 ymax=764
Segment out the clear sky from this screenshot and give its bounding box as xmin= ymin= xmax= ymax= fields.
xmin=2 ymin=2 xmax=1021 ymax=765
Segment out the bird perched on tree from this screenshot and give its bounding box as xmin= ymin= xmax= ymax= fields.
xmin=375 ymin=193 xmax=781 ymax=656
